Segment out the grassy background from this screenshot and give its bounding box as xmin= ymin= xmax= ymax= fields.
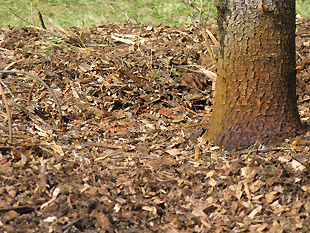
xmin=0 ymin=0 xmax=309 ymax=28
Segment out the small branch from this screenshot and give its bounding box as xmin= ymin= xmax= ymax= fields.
xmin=0 ymin=81 xmax=12 ymax=143
xmin=181 ymin=0 xmax=197 ymax=25
xmin=201 ymin=32 xmax=226 ymax=78
xmin=63 ymin=217 xmax=83 ymax=231
xmin=9 ymin=8 xmax=32 ymax=25
xmin=38 ymin=10 xmax=47 ymax=29
xmin=27 ymin=82 xmax=37 ymax=103
xmin=0 ymin=206 xmax=38 ymax=214
xmin=183 ymin=122 xmax=209 ymax=128
xmin=0 ymin=70 xmax=63 ymax=125
xmin=231 ymin=147 xmax=282 ymax=156
xmin=40 ymin=159 xmax=47 ymax=192
xmin=198 ymin=0 xmax=205 ymax=23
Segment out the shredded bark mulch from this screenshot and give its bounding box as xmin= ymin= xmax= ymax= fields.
xmin=1 ymin=17 xmax=310 ymax=232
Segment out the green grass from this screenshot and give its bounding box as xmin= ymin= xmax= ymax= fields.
xmin=0 ymin=0 xmax=200 ymax=28
xmin=297 ymin=0 xmax=310 ymax=18
xmin=0 ymin=0 xmax=309 ymax=28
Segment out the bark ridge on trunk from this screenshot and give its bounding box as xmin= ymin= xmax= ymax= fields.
xmin=205 ymin=0 xmax=303 ymax=149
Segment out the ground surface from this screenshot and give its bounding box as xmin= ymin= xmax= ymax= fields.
xmin=0 ymin=17 xmax=310 ymax=232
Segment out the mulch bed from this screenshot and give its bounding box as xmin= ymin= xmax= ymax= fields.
xmin=0 ymin=16 xmax=310 ymax=232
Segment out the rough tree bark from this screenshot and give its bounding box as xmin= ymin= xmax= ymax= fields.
xmin=205 ymin=0 xmax=303 ymax=149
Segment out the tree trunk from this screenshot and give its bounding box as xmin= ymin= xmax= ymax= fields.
xmin=205 ymin=0 xmax=303 ymax=149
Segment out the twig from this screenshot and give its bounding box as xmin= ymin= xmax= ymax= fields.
xmin=3 ymin=59 xmax=25 ymax=71
xmin=38 ymin=9 xmax=46 ymax=29
xmin=290 ymin=153 xmax=309 ymax=170
xmin=205 ymin=28 xmax=219 ymax=46
xmin=40 ymin=159 xmax=47 ymax=191
xmin=231 ymin=147 xmax=282 ymax=156
xmin=48 ymin=18 xmax=86 ymax=48
xmin=63 ymin=217 xmax=83 ymax=231
xmin=183 ymin=121 xmax=209 ymax=128
xmin=105 ymin=56 xmax=138 ymax=81
xmin=0 ymin=81 xmax=12 ymax=143
xmin=201 ymin=32 xmax=226 ymax=78
xmin=0 ymin=70 xmax=62 ymax=124
xmin=181 ymin=0 xmax=216 ymax=24
xmin=9 ymin=8 xmax=32 ymax=25
xmin=206 ymin=0 xmax=212 ymax=22
xmin=181 ymin=0 xmax=197 ymax=24
xmin=0 ymin=205 xmax=39 ymax=214
xmin=198 ymin=0 xmax=205 ymax=23
xmin=27 ymin=82 xmax=37 ymax=103
xmin=174 ymin=65 xmax=206 ymax=75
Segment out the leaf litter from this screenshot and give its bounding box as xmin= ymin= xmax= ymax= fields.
xmin=0 ymin=17 xmax=310 ymax=232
